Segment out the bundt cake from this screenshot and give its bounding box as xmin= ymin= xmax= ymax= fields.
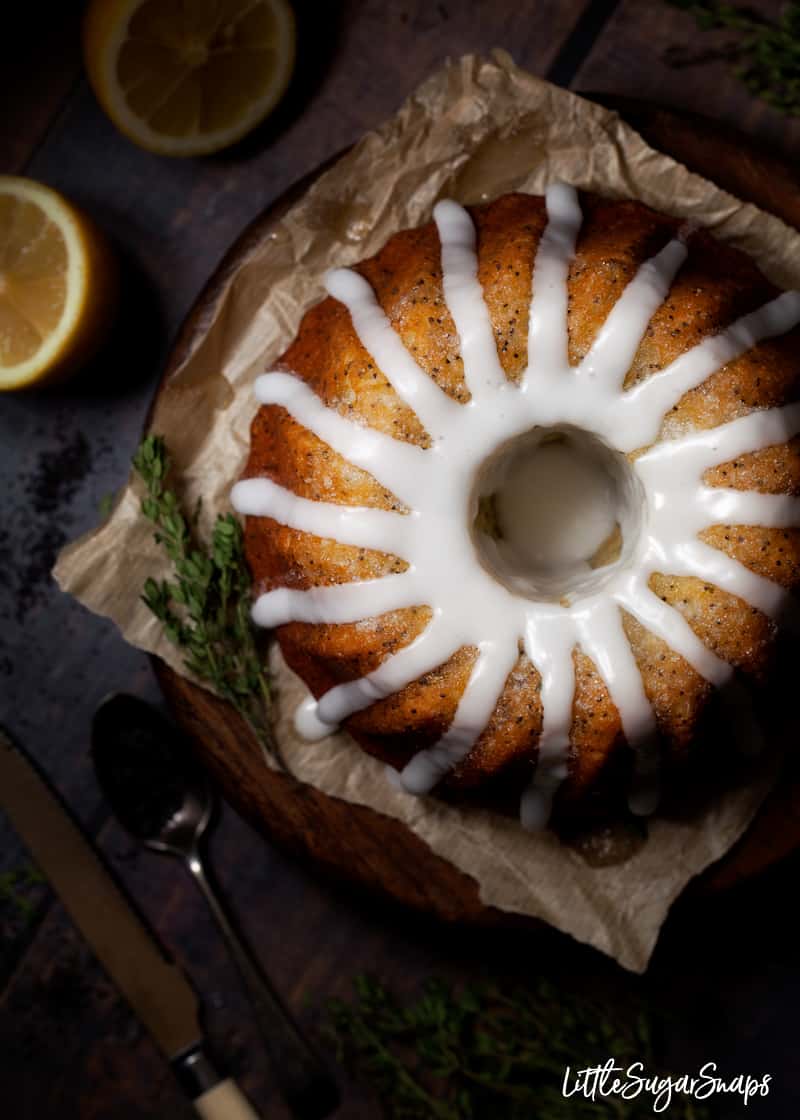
xmin=231 ymin=184 xmax=800 ymax=829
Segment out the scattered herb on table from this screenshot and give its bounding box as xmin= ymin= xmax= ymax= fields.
xmin=327 ymin=975 xmax=708 ymax=1119
xmin=0 ymin=864 xmax=46 ymax=921
xmin=132 ymin=435 xmax=282 ymax=767
xmin=98 ymin=490 xmax=118 ymax=519
xmin=666 ymin=1 xmax=800 ymax=116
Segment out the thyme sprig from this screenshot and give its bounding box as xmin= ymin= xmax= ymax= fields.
xmin=132 ymin=435 xmax=282 ymax=767
xmin=667 ymin=1 xmax=800 ymax=116
xmin=0 ymin=864 xmax=46 ymax=922
xmin=327 ymin=976 xmax=708 ymax=1119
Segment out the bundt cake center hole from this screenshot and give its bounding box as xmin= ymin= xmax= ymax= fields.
xmin=470 ymin=426 xmax=642 ymax=602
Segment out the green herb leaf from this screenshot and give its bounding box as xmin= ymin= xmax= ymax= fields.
xmin=0 ymin=863 xmax=47 ymax=923
xmin=132 ymin=434 xmax=284 ymax=769
xmin=326 ymin=975 xmax=709 ymax=1119
xmin=666 ymin=1 xmax=800 ymax=116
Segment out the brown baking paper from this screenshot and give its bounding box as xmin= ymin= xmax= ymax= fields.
xmin=55 ymin=51 xmax=800 ymax=972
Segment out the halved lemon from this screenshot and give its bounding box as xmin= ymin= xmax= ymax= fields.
xmin=83 ymin=0 xmax=296 ymax=157
xmin=0 ymin=177 xmax=117 ymax=392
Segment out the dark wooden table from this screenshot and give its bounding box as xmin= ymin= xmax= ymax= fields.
xmin=2 ymin=3 xmax=800 ymax=1117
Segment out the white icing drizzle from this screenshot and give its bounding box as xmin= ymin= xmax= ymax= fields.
xmin=578 ymin=239 xmax=688 ymax=387
xmin=613 ymin=290 xmax=800 ymax=453
xmin=324 ymin=268 xmax=461 ymax=440
xmin=433 ymin=200 xmax=508 ymax=399
xmin=523 ymin=182 xmax=582 ymax=383
xmin=401 ymin=641 xmax=519 ymax=794
xmin=232 ymin=182 xmax=800 ymax=827
xmin=316 ymin=616 xmax=456 ymax=728
xmin=232 ymin=476 xmax=412 ymax=555
xmin=253 ymin=370 xmax=429 ymax=502
xmin=251 ymin=572 xmax=419 ymax=628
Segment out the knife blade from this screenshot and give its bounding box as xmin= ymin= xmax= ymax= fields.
xmin=0 ymin=725 xmax=260 ymax=1120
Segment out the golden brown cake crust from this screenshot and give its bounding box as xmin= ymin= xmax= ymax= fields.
xmin=241 ymin=191 xmax=800 ymax=817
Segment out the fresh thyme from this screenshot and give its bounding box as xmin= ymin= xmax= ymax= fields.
xmin=327 ymin=975 xmax=708 ymax=1119
xmin=132 ymin=435 xmax=282 ymax=767
xmin=0 ymin=864 xmax=46 ymax=922
xmin=667 ymin=2 xmax=800 ymax=116
xmin=98 ymin=490 xmax=118 ymax=519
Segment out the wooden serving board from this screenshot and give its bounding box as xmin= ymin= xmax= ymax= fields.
xmin=153 ymin=99 xmax=800 ymax=925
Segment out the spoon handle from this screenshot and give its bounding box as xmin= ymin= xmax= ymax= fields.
xmin=185 ymin=849 xmax=339 ymax=1120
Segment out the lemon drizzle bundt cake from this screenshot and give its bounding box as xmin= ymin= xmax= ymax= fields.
xmin=231 ymin=184 xmax=800 ymax=829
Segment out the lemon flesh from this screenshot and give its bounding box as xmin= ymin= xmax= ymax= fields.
xmin=84 ymin=0 xmax=296 ymax=156
xmin=0 ymin=177 xmax=116 ymax=392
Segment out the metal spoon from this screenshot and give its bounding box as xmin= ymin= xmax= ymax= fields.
xmin=91 ymin=692 xmax=339 ymax=1120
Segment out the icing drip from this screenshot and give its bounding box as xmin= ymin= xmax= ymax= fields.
xmin=231 ymin=182 xmax=800 ymax=827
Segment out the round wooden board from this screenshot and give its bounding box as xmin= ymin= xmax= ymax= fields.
xmin=153 ymin=98 xmax=800 ymax=927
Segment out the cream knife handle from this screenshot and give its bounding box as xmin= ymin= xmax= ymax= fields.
xmin=175 ymin=1045 xmax=263 ymax=1119
xmin=195 ymin=1079 xmax=261 ymax=1120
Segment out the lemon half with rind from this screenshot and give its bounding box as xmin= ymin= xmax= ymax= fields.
xmin=83 ymin=0 xmax=296 ymax=157
xmin=0 ymin=176 xmax=117 ymax=392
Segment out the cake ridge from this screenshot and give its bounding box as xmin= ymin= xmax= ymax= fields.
xmin=231 ymin=182 xmax=800 ymax=828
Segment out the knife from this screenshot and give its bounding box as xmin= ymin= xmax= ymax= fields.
xmin=0 ymin=725 xmax=260 ymax=1120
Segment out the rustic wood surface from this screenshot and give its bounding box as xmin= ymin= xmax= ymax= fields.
xmin=2 ymin=3 xmax=800 ymax=1118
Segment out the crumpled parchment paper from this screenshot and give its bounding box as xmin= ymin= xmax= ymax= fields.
xmin=55 ymin=51 xmax=800 ymax=972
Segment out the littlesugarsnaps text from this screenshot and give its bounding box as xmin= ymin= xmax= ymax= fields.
xmin=562 ymin=1059 xmax=771 ymax=1113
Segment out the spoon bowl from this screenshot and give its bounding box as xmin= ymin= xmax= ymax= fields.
xmin=91 ymin=692 xmax=213 ymax=851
